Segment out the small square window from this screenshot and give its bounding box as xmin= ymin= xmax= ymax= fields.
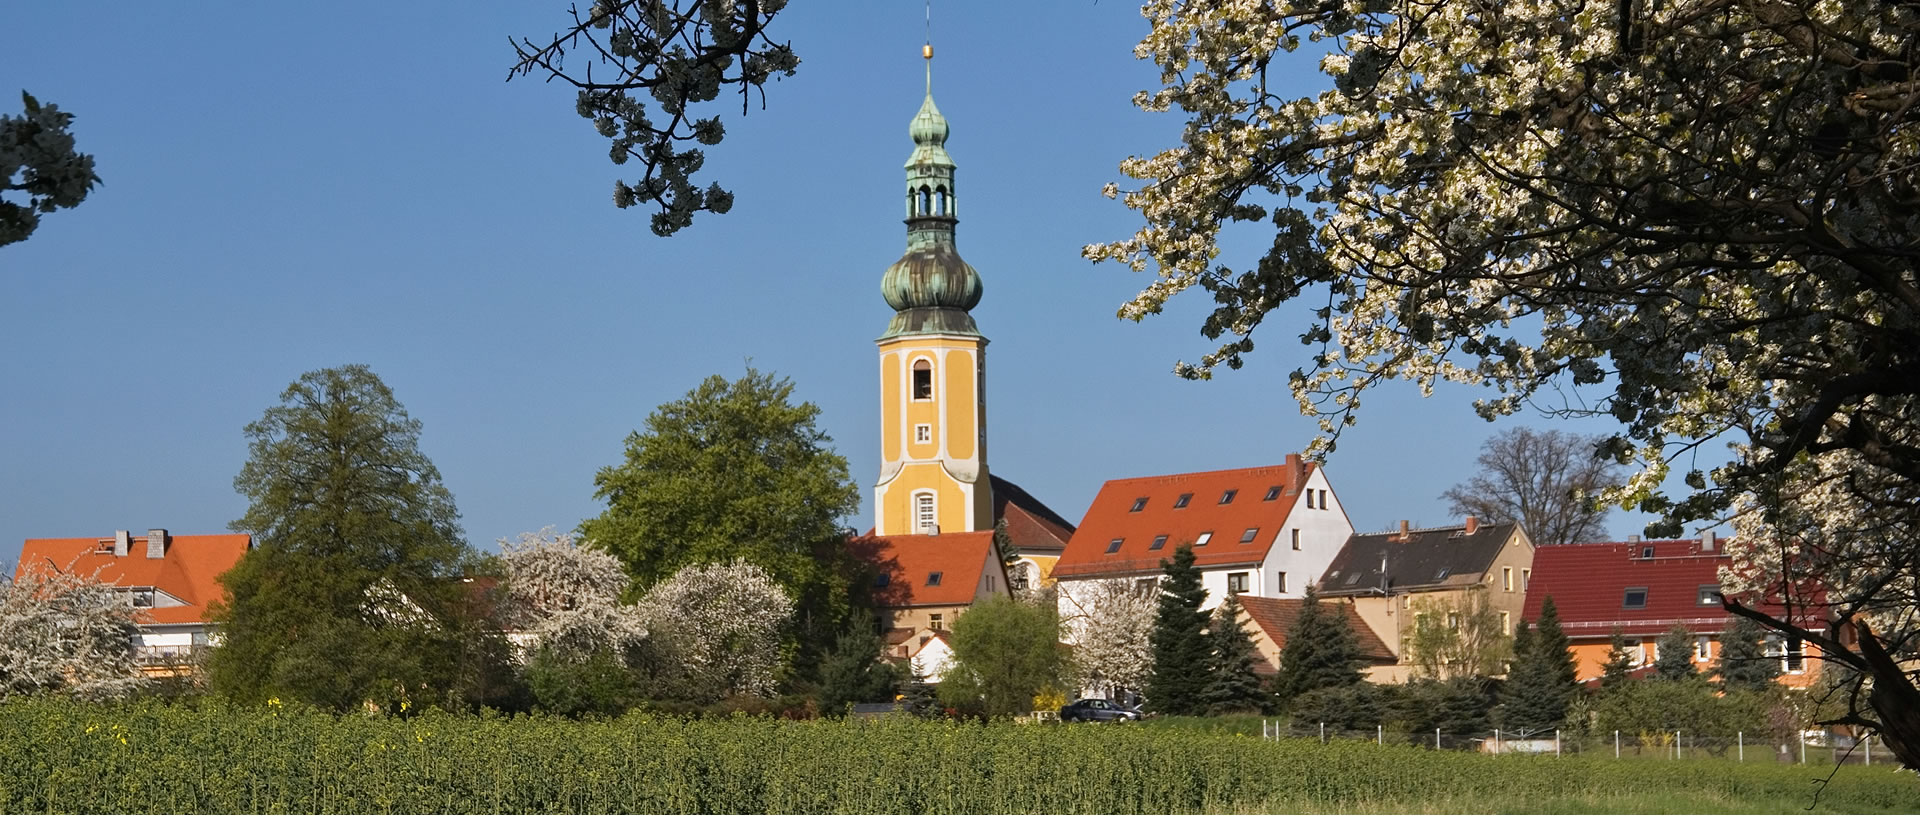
xmin=1195 ymin=531 xmax=1212 ymax=547
xmin=1219 ymin=489 xmax=1238 ymax=505
xmin=1149 ymin=535 xmax=1168 ymax=551
xmin=914 ymin=424 xmax=932 ymax=443
xmin=130 ymin=589 xmax=155 ymax=608
xmin=1227 ymin=572 xmax=1249 ymax=594
xmin=1264 ymin=486 xmax=1282 ymax=501
xmin=927 ymin=571 xmax=943 ymax=587
xmin=929 ymin=613 xmax=944 ymax=630
xmin=1134 ymin=577 xmax=1157 ymax=597
xmin=874 ymin=573 xmax=891 ymax=588
xmin=1623 ymin=587 xmax=1648 ymax=609
xmin=1129 ymin=497 xmax=1148 ymax=512
xmin=1698 ymin=584 xmax=1722 ymax=605
xmin=1240 ymin=527 xmax=1260 ymax=543
xmin=1640 ymin=545 xmax=1656 ymax=559
xmin=1105 ymin=538 xmax=1124 ymax=554
xmin=1345 ymin=572 xmax=1361 ymax=586
xmin=1173 ymin=493 xmax=1193 ymax=509
xmin=1291 ymin=529 xmax=1301 ymax=550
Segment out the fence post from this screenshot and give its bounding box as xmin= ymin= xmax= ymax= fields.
xmin=1614 ymin=730 xmax=1620 ymax=759
xmin=1676 ymin=730 xmax=1683 ymax=760
xmin=1738 ymin=731 xmax=1743 ymax=762
xmin=1555 ymin=729 xmax=1561 ymax=757
xmin=1436 ymin=727 xmax=1442 ymax=750
xmin=1320 ymin=722 xmax=1326 ymax=744
xmin=1800 ymin=731 xmax=1807 ymax=764
xmin=1866 ymin=734 xmax=1871 ymax=766
xmin=1377 ymin=724 xmax=1382 ymax=746
xmin=1495 ymin=728 xmax=1501 ymax=755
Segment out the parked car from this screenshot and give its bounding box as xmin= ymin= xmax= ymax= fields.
xmin=1059 ymin=698 xmax=1142 ymax=723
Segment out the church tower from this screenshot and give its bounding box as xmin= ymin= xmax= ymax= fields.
xmin=874 ymin=44 xmax=992 ymax=536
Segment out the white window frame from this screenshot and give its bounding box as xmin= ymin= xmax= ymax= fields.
xmin=1227 ymin=572 xmax=1249 ymax=594
xmin=910 ymin=356 xmax=935 ymax=401
xmin=914 ymin=423 xmax=932 ymax=443
xmin=1502 ymin=567 xmax=1514 ymax=592
xmin=1500 ymin=610 xmax=1512 ymax=635
xmin=1694 ymin=636 xmax=1712 ymax=662
xmin=913 ymin=490 xmax=938 ymax=534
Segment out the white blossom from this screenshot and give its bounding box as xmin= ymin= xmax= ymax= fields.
xmin=0 ymin=563 xmax=144 ymax=701
xmin=632 ymin=558 xmax=793 ymax=700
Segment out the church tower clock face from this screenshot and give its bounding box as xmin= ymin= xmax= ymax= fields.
xmin=874 ymin=44 xmax=992 ymax=537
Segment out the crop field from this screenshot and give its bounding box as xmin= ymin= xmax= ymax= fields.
xmin=0 ymin=700 xmax=1914 ymax=814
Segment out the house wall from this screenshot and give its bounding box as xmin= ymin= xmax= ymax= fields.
xmin=1258 ymin=467 xmax=1354 ymax=601
xmin=1337 ymin=528 xmax=1536 ymax=682
xmin=881 ymin=604 xmax=973 ymax=635
xmin=1567 ymin=636 xmax=1823 ymax=687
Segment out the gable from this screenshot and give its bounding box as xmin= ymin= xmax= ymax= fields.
xmin=850 ymin=530 xmax=999 ymax=608
xmin=16 ymin=533 xmax=252 ymax=626
xmin=1053 ymin=456 xmax=1316 ymax=580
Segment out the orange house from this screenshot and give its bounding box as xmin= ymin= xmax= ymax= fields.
xmin=1524 ymin=535 xmax=1821 ymax=687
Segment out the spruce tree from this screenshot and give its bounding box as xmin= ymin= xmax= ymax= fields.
xmin=1497 ymin=597 xmax=1579 ymax=733
xmin=1716 ymin=614 xmax=1782 ymax=692
xmin=1534 ymin=597 xmax=1578 ymax=692
xmin=1652 ymin=624 xmax=1698 ymax=681
xmin=1200 ymin=593 xmax=1267 ymax=714
xmin=1600 ymin=628 xmax=1637 ymax=690
xmin=1145 ymin=543 xmax=1210 ymax=715
xmin=1274 ymin=583 xmax=1364 ymax=702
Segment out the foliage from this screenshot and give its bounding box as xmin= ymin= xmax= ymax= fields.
xmin=1652 ymin=625 xmax=1699 ymax=682
xmin=1288 ymin=682 xmax=1392 ymax=731
xmin=1144 ymin=544 xmax=1209 ymax=715
xmin=1600 ymin=629 xmax=1637 ymax=689
xmin=1593 ymin=680 xmax=1797 ymax=745
xmin=581 ymin=367 xmax=862 ymax=680
xmin=524 ymin=647 xmax=639 ymax=718
xmin=895 ymin=664 xmax=939 ymax=719
xmin=1440 ymin=428 xmax=1622 ymax=547
xmin=0 ymin=567 xmax=141 ymax=701
xmin=208 ymin=365 xmax=503 ymax=712
xmin=508 ymin=0 xmax=798 ymax=235
xmin=1091 ymin=0 xmax=1920 ymax=762
xmin=1717 ymin=615 xmax=1782 ymax=692
xmin=1272 ymin=583 xmax=1364 ymax=702
xmin=1405 ymin=678 xmax=1500 ymax=744
xmin=5 ymin=699 xmax=1918 ymax=814
xmin=1406 ymin=588 xmax=1511 ymax=681
xmin=1 ymin=91 xmax=101 ymax=247
xmin=814 ymin=618 xmax=900 ymax=715
xmin=937 ymin=595 xmax=1068 ymax=719
xmin=1059 ymin=577 xmax=1156 ymax=700
xmin=1499 ymin=597 xmax=1579 ymax=733
xmin=1200 ymin=594 xmax=1267 ymax=715
xmin=499 ymin=527 xmax=647 ymax=664
xmin=631 ymin=559 xmax=793 ymax=704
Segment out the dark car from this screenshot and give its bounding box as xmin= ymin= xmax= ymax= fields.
xmin=1059 ymin=698 xmax=1142 ymax=722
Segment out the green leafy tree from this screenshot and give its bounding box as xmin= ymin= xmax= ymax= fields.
xmin=509 ymin=0 xmax=798 ymax=235
xmin=525 ymin=647 xmax=639 ymax=717
xmin=208 ymin=365 xmax=505 ymax=711
xmin=1406 ymin=588 xmax=1511 ymax=680
xmin=1144 ymin=543 xmax=1209 ymax=715
xmin=815 ymin=616 xmax=900 ymax=715
xmin=1717 ymin=615 xmax=1782 ymax=692
xmin=582 ymin=367 xmax=863 ymax=680
xmin=1200 ymin=594 xmax=1266 ymax=714
xmin=936 ymin=595 xmax=1067 ymax=718
xmin=2 ymin=91 xmax=101 ymax=247
xmin=1652 ymin=624 xmax=1699 ymax=682
xmin=1273 ymin=583 xmax=1364 ymax=703
xmin=1601 ymin=629 xmax=1637 ymax=690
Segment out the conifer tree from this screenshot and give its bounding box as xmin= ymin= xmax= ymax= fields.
xmin=1200 ymin=593 xmax=1266 ymax=714
xmin=1600 ymin=629 xmax=1637 ymax=690
xmin=1274 ymin=583 xmax=1364 ymax=702
xmin=1716 ymin=615 xmax=1782 ymax=692
xmin=1497 ymin=597 xmax=1579 ymax=733
xmin=1652 ymin=624 xmax=1698 ymax=681
xmin=1145 ymin=543 xmax=1209 ymax=715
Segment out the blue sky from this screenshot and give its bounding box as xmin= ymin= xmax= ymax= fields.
xmin=1 ymin=1 xmax=1680 ymax=572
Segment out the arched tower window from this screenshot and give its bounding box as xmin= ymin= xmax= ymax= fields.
xmin=917 ymin=186 xmax=931 ymax=216
xmin=911 ymin=358 xmax=934 ymax=400
xmin=934 ymin=187 xmax=948 ymax=216
xmin=913 ymin=490 xmax=938 ymax=534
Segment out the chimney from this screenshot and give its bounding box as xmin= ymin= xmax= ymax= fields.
xmin=1285 ymin=453 xmax=1305 ymax=495
xmin=1463 ymin=515 xmax=1479 ymax=536
xmin=1398 ymin=520 xmax=1410 ymax=540
xmin=1701 ymin=530 xmax=1716 ymax=552
xmin=1627 ymin=534 xmax=1641 ymax=543
xmin=146 ymin=528 xmax=168 ymax=559
xmin=113 ymin=530 xmax=130 ymax=557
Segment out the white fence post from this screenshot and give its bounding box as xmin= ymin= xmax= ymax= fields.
xmin=1377 ymin=724 xmax=1382 ymax=746
xmin=1738 ymin=731 xmax=1743 ymax=762
xmin=1494 ymin=728 xmax=1501 ymax=754
xmin=1800 ymin=731 xmax=1807 ymax=764
xmin=1320 ymin=722 xmax=1326 ymax=744
xmin=1555 ymin=729 xmax=1561 ymax=757
xmin=1436 ymin=727 xmax=1441 ymax=749
xmin=1614 ymin=730 xmax=1620 ymax=759
xmin=1676 ymin=730 xmax=1682 ymax=760
xmin=1866 ymin=734 xmax=1872 ymax=766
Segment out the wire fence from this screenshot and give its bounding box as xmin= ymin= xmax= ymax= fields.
xmin=1256 ymin=721 xmax=1886 ymax=765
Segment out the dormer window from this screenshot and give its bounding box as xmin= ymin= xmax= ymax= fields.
xmin=129 ymin=588 xmax=155 ymax=608
xmin=1264 ymin=486 xmax=1282 ymax=501
xmin=1173 ymin=493 xmax=1192 ymax=509
xmin=911 ymin=359 xmax=934 ymax=400
xmin=1130 ymin=497 xmax=1148 ymax=512
xmin=1219 ymin=489 xmax=1237 ymax=505
xmin=1640 ymin=545 xmax=1655 ymax=559
xmin=1698 ymin=584 xmax=1722 ymax=605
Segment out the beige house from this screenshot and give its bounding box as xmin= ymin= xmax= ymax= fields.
xmin=849 ymin=530 xmax=1009 ymax=657
xmin=1320 ymin=518 xmax=1535 ymax=683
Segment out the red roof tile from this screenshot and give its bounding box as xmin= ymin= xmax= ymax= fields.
xmin=991 ymin=476 xmax=1075 ymax=555
xmin=849 ymin=531 xmax=1000 ymax=608
xmin=1052 ymin=457 xmax=1314 ymax=580
xmin=16 ymin=533 xmax=252 ymax=626
xmin=1238 ymin=595 xmax=1396 ymax=661
xmin=1524 ymin=538 xmax=1810 ymax=639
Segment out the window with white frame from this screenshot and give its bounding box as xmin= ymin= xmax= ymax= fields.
xmin=1500 ymin=610 xmax=1512 ymax=635
xmin=1227 ymin=572 xmax=1249 ymax=594
xmin=914 ymin=423 xmax=932 ymax=444
xmin=1502 ymin=567 xmax=1514 ymax=592
xmin=1194 ymin=531 xmax=1212 ymax=546
xmin=1694 ymin=636 xmax=1711 ymax=662
xmin=911 ymin=358 xmax=934 ymax=400
xmin=929 ymin=613 xmax=944 ymax=630
xmin=914 ymin=492 xmax=937 ymax=533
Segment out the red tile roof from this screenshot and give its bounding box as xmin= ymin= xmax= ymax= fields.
xmin=1052 ymin=457 xmax=1314 ymax=580
xmin=15 ymin=533 xmax=252 ymax=625
xmin=991 ymin=475 xmax=1075 ymax=555
xmin=849 ymin=531 xmax=1000 ymax=608
xmin=1238 ymin=595 xmax=1396 ymax=661
xmin=1524 ymin=538 xmax=1808 ymax=639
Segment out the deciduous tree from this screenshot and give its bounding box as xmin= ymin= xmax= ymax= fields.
xmin=0 ymin=566 xmax=142 ymax=700
xmin=1406 ymin=588 xmax=1510 ymax=681
xmin=2 ymin=91 xmax=100 ymax=247
xmin=1060 ymin=577 xmax=1156 ymax=700
xmin=937 ymin=595 xmax=1068 ymax=719
xmin=209 ymin=365 xmax=503 ymax=711
xmin=630 ymin=558 xmax=792 ymax=703
xmin=1441 ymin=428 xmax=1621 ymax=547
xmin=1089 ymin=0 xmax=1920 ymax=766
xmin=509 ymin=0 xmax=799 ymax=236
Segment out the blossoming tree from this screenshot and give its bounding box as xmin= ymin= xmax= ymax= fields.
xmin=0 ymin=566 xmax=142 ymax=701
xmin=1086 ymin=0 xmax=1920 ymax=766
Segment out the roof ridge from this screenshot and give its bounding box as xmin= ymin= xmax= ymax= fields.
xmin=1097 ymin=461 xmax=1315 ymax=487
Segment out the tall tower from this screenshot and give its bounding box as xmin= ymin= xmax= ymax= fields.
xmin=874 ymin=44 xmax=992 ymax=536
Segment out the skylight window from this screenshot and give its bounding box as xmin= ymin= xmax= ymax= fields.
xmin=1344 ymin=573 xmax=1361 ymax=586
xmin=1434 ymin=568 xmax=1450 ymax=581
xmin=1130 ymin=497 xmax=1148 ymax=512
xmin=1219 ymin=489 xmax=1237 ymax=505
xmin=1640 ymin=545 xmax=1656 ymax=559
xmin=1149 ymin=535 xmax=1168 ymax=551
xmin=1105 ymin=538 xmax=1124 ymax=554
xmin=1264 ymin=486 xmax=1282 ymax=501
xmin=1195 ymin=531 xmax=1213 ymax=546
xmin=927 ymin=572 xmax=943 ymax=587
xmin=1240 ymin=527 xmax=1259 ymax=543
xmin=1173 ymin=493 xmax=1192 ymax=509
xmin=1623 ymin=587 xmax=1648 ymax=608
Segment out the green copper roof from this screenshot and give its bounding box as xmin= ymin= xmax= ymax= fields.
xmin=881 ymin=59 xmax=982 ymax=340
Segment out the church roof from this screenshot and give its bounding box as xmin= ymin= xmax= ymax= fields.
xmin=990 ymin=475 xmax=1075 ymax=556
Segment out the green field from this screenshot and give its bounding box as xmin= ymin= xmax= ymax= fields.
xmin=0 ymin=700 xmax=1912 ymax=813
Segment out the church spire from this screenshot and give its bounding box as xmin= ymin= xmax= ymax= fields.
xmin=881 ymin=39 xmax=981 ymax=339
